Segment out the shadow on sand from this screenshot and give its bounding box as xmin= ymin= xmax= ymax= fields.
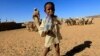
xmin=62 ymin=40 xmax=92 ymax=56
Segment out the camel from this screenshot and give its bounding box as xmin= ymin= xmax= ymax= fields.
xmin=75 ymin=19 xmax=80 ymax=25
xmin=24 ymin=21 xmax=38 ymax=32
xmin=65 ymin=19 xmax=72 ymax=26
xmin=87 ymin=17 xmax=94 ymax=24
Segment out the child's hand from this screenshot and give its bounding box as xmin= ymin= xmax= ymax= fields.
xmin=41 ymin=31 xmax=46 ymax=37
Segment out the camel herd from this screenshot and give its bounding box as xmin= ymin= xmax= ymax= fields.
xmin=64 ymin=17 xmax=94 ymax=26
xmin=23 ymin=9 xmax=94 ymax=32
xmin=24 ymin=17 xmax=94 ymax=32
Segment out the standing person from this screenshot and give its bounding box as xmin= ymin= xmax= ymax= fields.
xmin=0 ymin=19 xmax=1 ymax=23
xmin=33 ymin=2 xmax=62 ymax=56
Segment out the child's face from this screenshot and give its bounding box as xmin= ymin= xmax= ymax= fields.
xmin=45 ymin=4 xmax=54 ymax=16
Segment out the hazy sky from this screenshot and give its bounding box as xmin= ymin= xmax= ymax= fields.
xmin=0 ymin=0 xmax=100 ymax=22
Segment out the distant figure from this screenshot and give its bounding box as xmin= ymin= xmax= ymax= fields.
xmin=0 ymin=19 xmax=1 ymax=23
xmin=33 ymin=2 xmax=62 ymax=56
xmin=5 ymin=17 xmax=8 ymax=22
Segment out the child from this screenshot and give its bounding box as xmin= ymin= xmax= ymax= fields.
xmin=33 ymin=2 xmax=62 ymax=56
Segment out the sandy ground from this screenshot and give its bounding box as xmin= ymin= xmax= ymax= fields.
xmin=0 ymin=18 xmax=100 ymax=56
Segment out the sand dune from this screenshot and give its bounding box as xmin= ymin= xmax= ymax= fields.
xmin=0 ymin=18 xmax=100 ymax=56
